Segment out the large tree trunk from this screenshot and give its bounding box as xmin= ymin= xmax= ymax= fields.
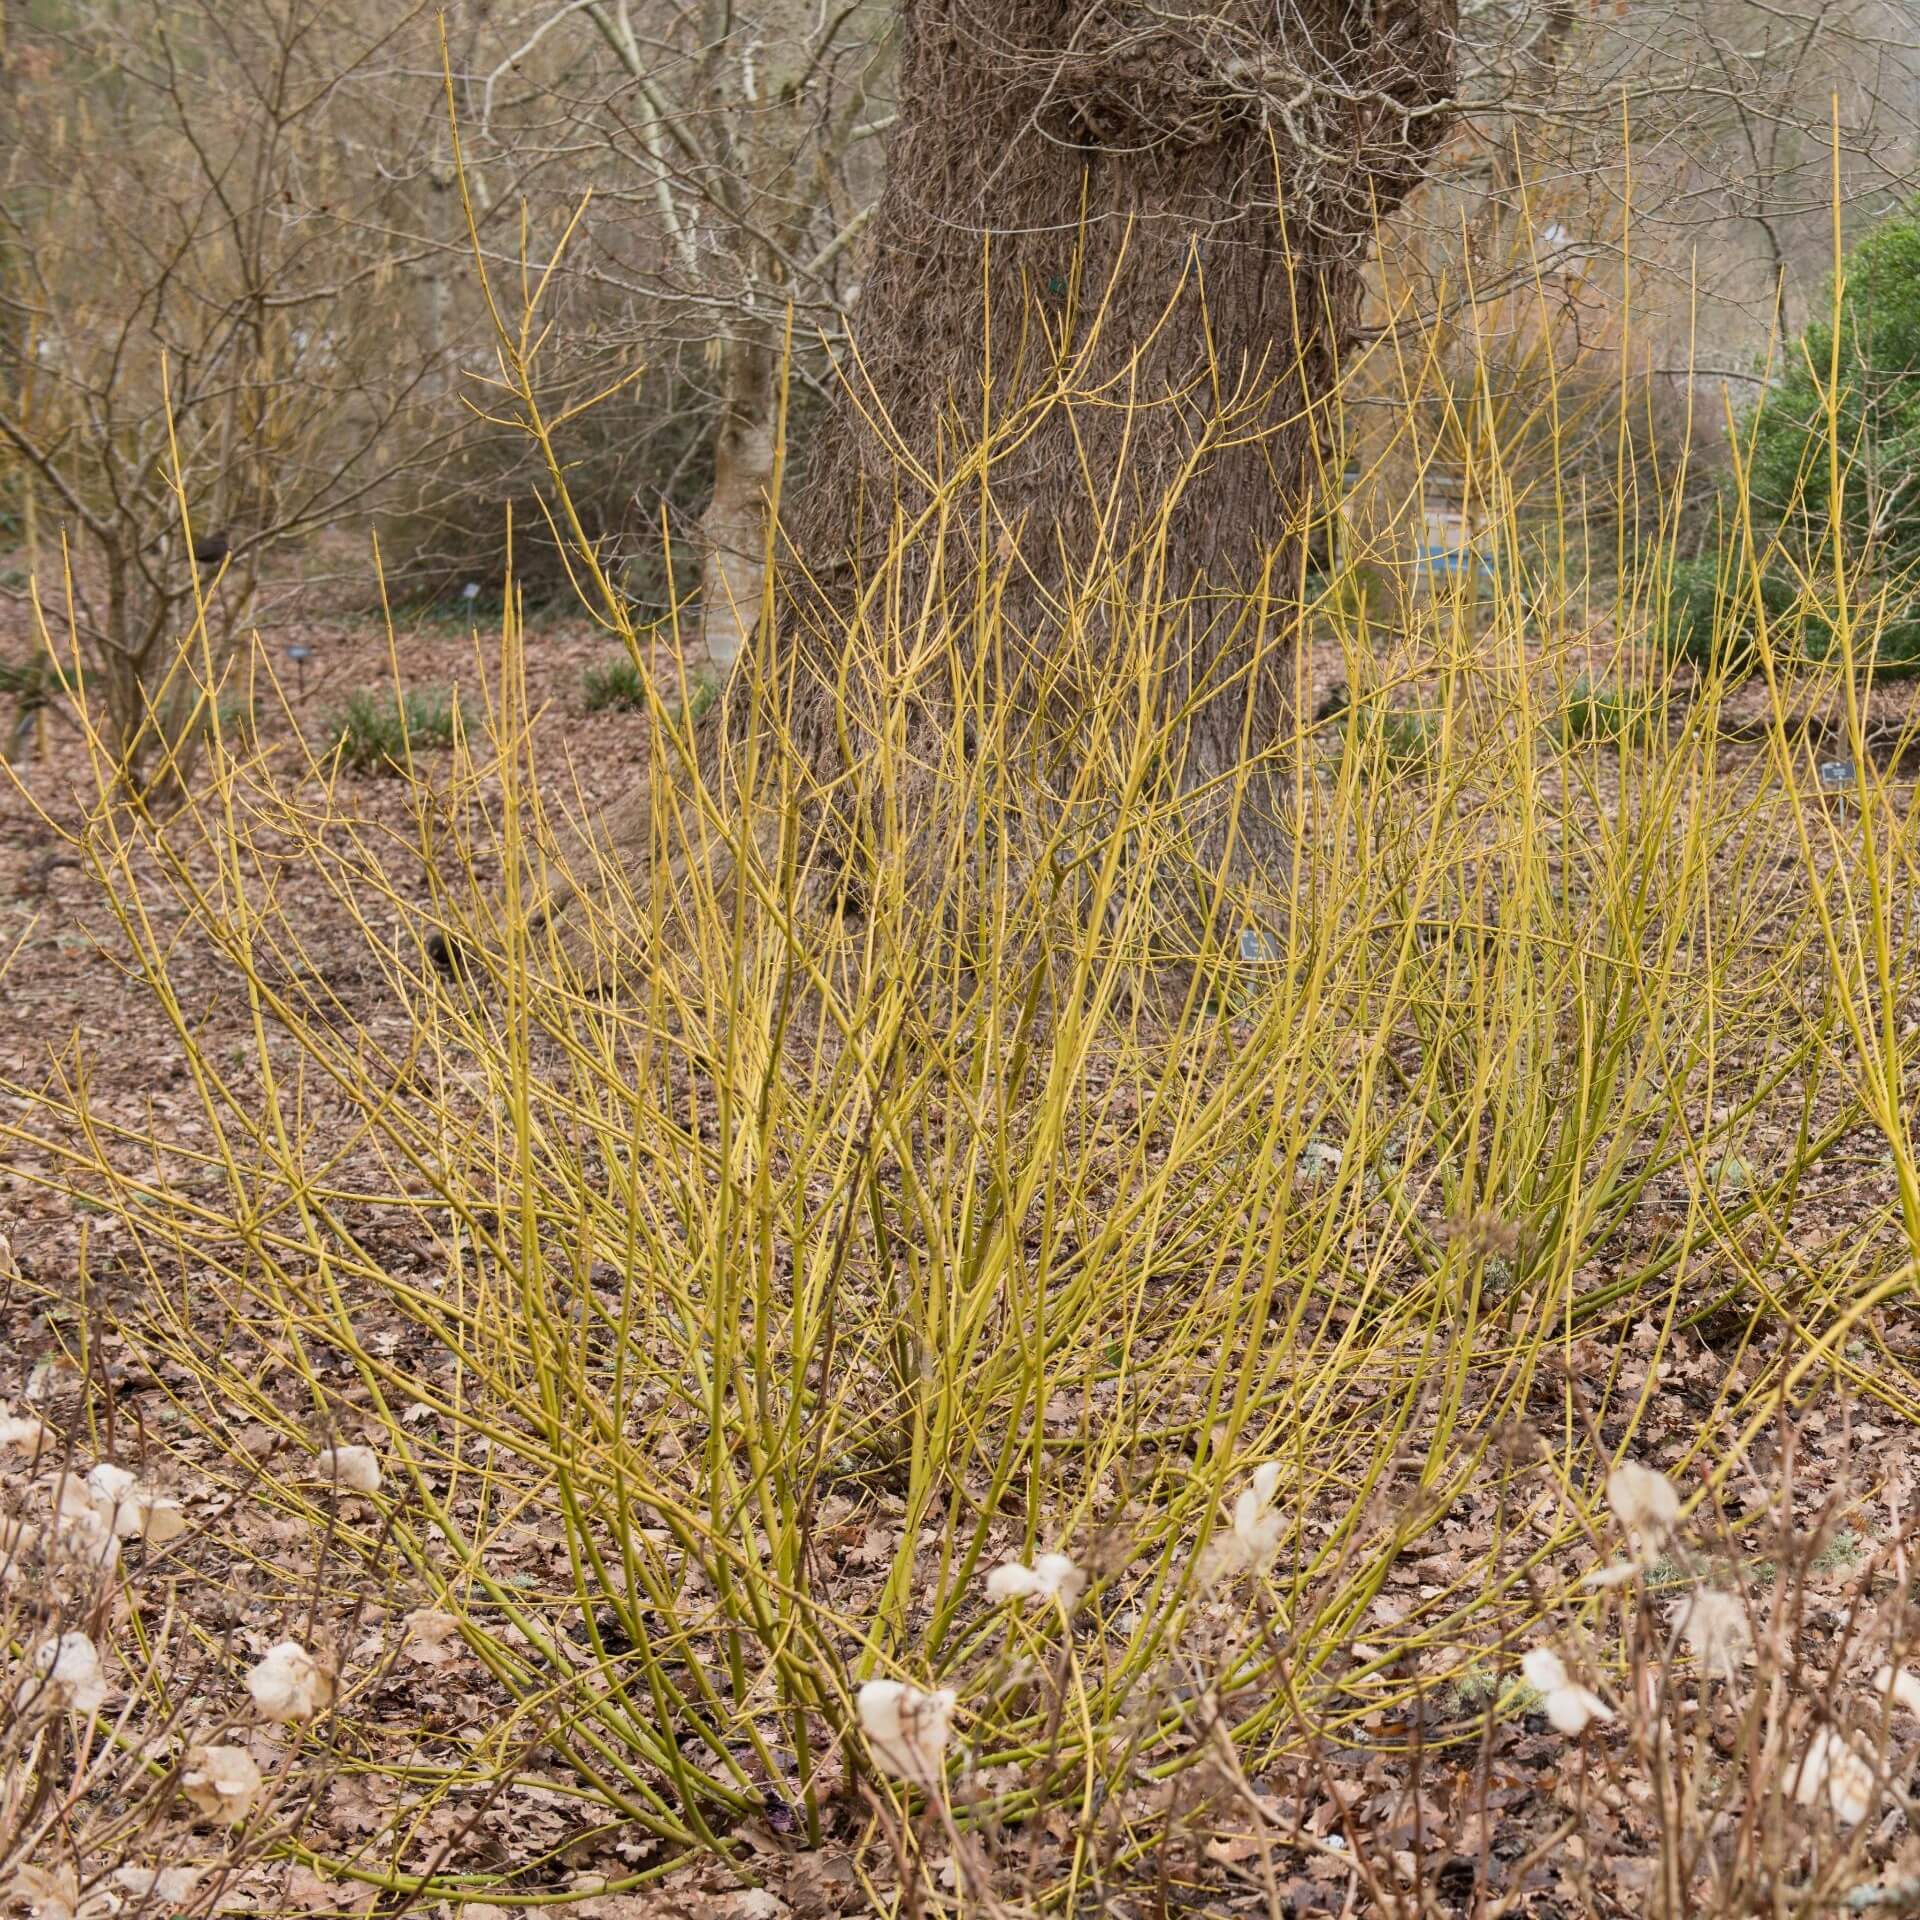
xmin=465 ymin=0 xmax=1457 ymax=971
xmin=772 ymin=0 xmax=1458 ymax=785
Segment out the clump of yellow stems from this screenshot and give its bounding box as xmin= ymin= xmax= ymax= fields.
xmin=5 ymin=223 xmax=1920 ymax=1908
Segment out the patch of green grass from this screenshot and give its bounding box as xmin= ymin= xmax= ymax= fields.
xmin=1813 ymin=1527 xmax=1864 ymax=1574
xmin=1706 ymin=1154 xmax=1755 ymax=1196
xmin=1557 ymin=675 xmax=1660 ymax=747
xmin=1339 ymin=697 xmax=1437 ymax=773
xmin=1318 ymin=683 xmax=1438 ymax=772
xmin=583 ymin=652 xmax=722 ymax=721
xmin=1445 ymin=1663 xmax=1506 ymax=1712
xmin=323 ymin=686 xmax=470 ymax=775
xmin=1308 ymin=561 xmax=1389 ymax=631
xmin=0 ymin=648 xmax=81 ymax=704
xmin=1738 ymin=1526 xmax=1861 ymax=1590
xmin=396 ymin=585 xmax=505 ymax=629
xmin=582 ymin=653 xmax=648 ymax=713
xmin=215 ymin=693 xmax=260 ymax=743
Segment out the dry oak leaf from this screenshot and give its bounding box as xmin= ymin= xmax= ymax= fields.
xmin=402 ymin=1607 xmax=465 ymax=1666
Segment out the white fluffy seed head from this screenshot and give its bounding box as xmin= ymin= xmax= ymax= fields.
xmin=87 ymin=1462 xmax=136 ymax=1504
xmin=1875 ymin=1666 xmax=1920 ymax=1717
xmin=181 ymin=1743 xmax=264 ymax=1824
xmin=1230 ymin=1466 xmax=1285 ymax=1564
xmin=246 ymin=1640 xmax=334 ymax=1722
xmin=1521 ymin=1646 xmax=1611 ymax=1735
xmin=312 ymin=1445 xmax=381 ymax=1495
xmin=81 ymin=1465 xmax=186 ymax=1545
xmin=1031 ymin=1552 xmax=1085 ymax=1606
xmin=1542 ymin=1683 xmax=1612 ymax=1735
xmin=402 ymin=1608 xmax=463 ymax=1665
xmin=87 ymin=1464 xmax=144 ymax=1539
xmin=986 ymin=1561 xmax=1044 ymax=1601
xmin=1606 ymin=1460 xmax=1681 ymax=1565
xmin=1789 ymin=1726 xmax=1876 ymax=1825
xmin=0 ymin=1412 xmax=53 ymax=1455
xmin=16 ymin=1631 xmax=106 ymax=1716
xmin=1521 ymin=1646 xmax=1568 ymax=1696
xmin=1581 ymin=1560 xmax=1642 ymax=1590
xmin=45 ymin=1484 xmax=120 ymax=1571
xmin=114 ymin=1868 xmax=201 ymax=1902
xmin=52 ymin=1473 xmax=95 ymax=1521
xmin=857 ymin=1679 xmax=956 ymax=1790
xmin=1674 ymin=1587 xmax=1750 ymax=1679
xmin=1197 ymin=1463 xmax=1287 ymax=1585
xmin=986 ymin=1552 xmax=1084 ymax=1609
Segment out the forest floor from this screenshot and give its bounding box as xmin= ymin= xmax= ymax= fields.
xmin=6 ymin=598 xmax=1920 ymax=1919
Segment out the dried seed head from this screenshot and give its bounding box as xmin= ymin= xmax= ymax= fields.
xmin=985 ymin=1551 xmax=1085 ymax=1610
xmin=312 ymin=1445 xmax=381 ymax=1495
xmin=403 ymin=1608 xmax=465 ymax=1666
xmin=113 ymin=1869 xmax=201 ymax=1902
xmin=181 ymin=1743 xmax=265 ymax=1824
xmin=0 ymin=1411 xmax=54 ymax=1456
xmin=87 ymin=1464 xmax=143 ymax=1539
xmin=1229 ymin=1466 xmax=1285 ymax=1563
xmin=1673 ymin=1587 xmax=1750 ymax=1679
xmin=857 ymin=1679 xmax=957 ymax=1790
xmin=1789 ymin=1726 xmax=1876 ymax=1825
xmin=1521 ymin=1644 xmax=1611 ymax=1736
xmin=1521 ymin=1646 xmax=1568 ymax=1695
xmin=16 ymin=1631 xmax=106 ymax=1716
xmin=1874 ymin=1666 xmax=1920 ymax=1717
xmin=246 ymin=1640 xmax=334 ymax=1722
xmin=43 ymin=1481 xmax=119 ymax=1570
xmin=1606 ymin=1460 xmax=1681 ymax=1566
xmin=1542 ymin=1681 xmax=1613 ymax=1735
xmin=1198 ymin=1461 xmax=1288 ymax=1585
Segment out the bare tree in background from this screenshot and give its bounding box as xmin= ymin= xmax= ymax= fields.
xmin=1320 ymin=0 xmax=1920 ymax=541
xmin=1433 ymin=2 xmax=1920 ymax=386
xmin=475 ymin=0 xmax=1918 ymax=691
xmin=0 ymin=2 xmax=474 ymax=788
xmin=5 ymin=0 xmax=1916 ymax=795
xmin=451 ymin=0 xmax=891 ymax=663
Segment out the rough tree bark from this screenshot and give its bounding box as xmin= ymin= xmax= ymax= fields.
xmin=476 ymin=0 xmax=1457 ymax=963
xmin=770 ymin=0 xmax=1459 ymax=781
